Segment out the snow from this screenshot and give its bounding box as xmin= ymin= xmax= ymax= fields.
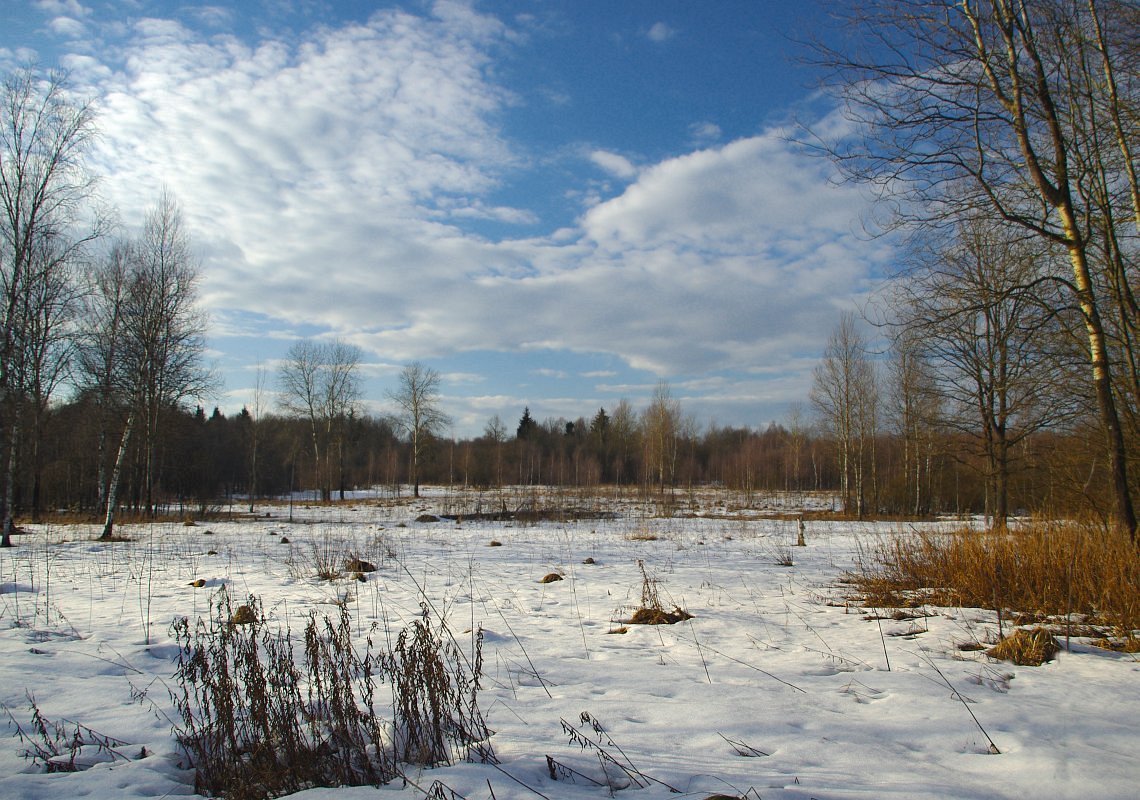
xmin=1 ymin=492 xmax=1137 ymax=800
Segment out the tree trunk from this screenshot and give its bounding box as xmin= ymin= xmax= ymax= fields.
xmin=101 ymin=412 xmax=135 ymax=540
xmin=1 ymin=420 xmax=19 ymax=547
xmin=1064 ymin=240 xmax=1137 ymax=540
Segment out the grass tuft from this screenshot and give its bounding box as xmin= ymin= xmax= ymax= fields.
xmin=986 ymin=628 xmax=1059 ymax=666
xmin=626 ymin=560 xmax=692 ymax=625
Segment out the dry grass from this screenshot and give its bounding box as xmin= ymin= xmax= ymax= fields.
xmin=850 ymin=521 xmax=1140 ymax=643
xmin=628 ymin=607 xmax=694 ymax=625
xmin=986 ymin=627 xmax=1060 ymax=666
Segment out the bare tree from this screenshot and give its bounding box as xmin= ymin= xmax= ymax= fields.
xmin=81 ymin=194 xmax=211 ymax=539
xmin=246 ymin=362 xmax=268 ymax=512
xmin=811 ymin=0 xmax=1140 ymax=537
xmin=483 ymin=414 xmax=508 ymax=497
xmin=0 ymin=66 xmax=99 ymax=545
xmin=19 ymin=238 xmax=83 ymax=521
xmin=389 ymin=362 xmax=450 ymax=498
xmin=894 ymin=219 xmax=1080 ymax=528
xmin=811 ymin=313 xmax=876 ymax=518
xmin=888 ymin=329 xmax=941 ymax=516
xmin=133 ymin=191 xmax=211 ymax=515
xmin=641 ymin=381 xmax=683 ymax=494
xmin=278 ymin=339 xmax=361 ymax=500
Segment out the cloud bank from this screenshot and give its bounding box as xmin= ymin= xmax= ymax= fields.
xmin=41 ymin=1 xmax=886 ymax=431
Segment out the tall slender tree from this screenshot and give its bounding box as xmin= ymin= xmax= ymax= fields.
xmin=811 ymin=313 xmax=875 ymax=517
xmin=642 ymin=381 xmax=682 ymax=493
xmin=0 ymin=67 xmax=99 ymax=545
xmin=81 ymin=194 xmax=210 ymax=539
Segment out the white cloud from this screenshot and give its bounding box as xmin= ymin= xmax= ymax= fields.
xmin=34 ymin=0 xmax=90 ymax=16
xmin=589 ymin=149 xmax=638 ymax=179
xmin=689 ymin=121 xmax=722 ymax=144
xmin=63 ymin=8 xmax=884 ymax=425
xmin=185 ymin=6 xmax=234 ymax=29
xmin=47 ymin=16 xmax=87 ymax=38
xmin=646 ymin=22 xmax=675 ymax=43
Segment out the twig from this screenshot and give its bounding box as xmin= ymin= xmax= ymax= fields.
xmin=874 ymin=607 xmax=892 ymax=671
xmin=488 ymin=760 xmax=551 ymax=799
xmin=688 ymin=614 xmax=712 ymax=684
xmin=671 ymin=630 xmax=806 ymax=693
xmin=919 ymin=652 xmax=1000 ymax=754
xmin=718 ymin=731 xmax=769 ymax=757
xmin=492 ymin=601 xmax=553 ymax=699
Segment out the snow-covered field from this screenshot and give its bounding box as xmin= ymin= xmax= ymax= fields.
xmin=1 ymin=491 xmax=1136 ymax=800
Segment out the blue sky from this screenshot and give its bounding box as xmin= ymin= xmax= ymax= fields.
xmin=4 ymin=0 xmax=889 ymax=437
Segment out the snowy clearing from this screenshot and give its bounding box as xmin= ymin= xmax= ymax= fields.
xmin=0 ymin=492 xmax=1136 ymax=800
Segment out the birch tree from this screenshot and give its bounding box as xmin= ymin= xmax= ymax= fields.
xmin=641 ymin=381 xmax=683 ymax=493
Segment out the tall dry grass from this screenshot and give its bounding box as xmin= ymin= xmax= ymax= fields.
xmin=851 ymin=521 xmax=1140 ymax=641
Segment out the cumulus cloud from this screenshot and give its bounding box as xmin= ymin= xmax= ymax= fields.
xmin=81 ymin=6 xmax=520 ymax=331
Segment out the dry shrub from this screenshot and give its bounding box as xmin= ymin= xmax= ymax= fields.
xmin=850 ymin=521 xmax=1140 ymax=641
xmin=986 ymin=628 xmax=1060 ymax=666
xmin=170 ymin=590 xmax=493 ymax=800
xmin=627 ymin=560 xmax=693 ymax=625
xmin=170 ymin=592 xmax=393 ymax=800
xmin=381 ymin=603 xmax=495 ymax=767
xmin=4 ymin=694 xmax=130 ymax=773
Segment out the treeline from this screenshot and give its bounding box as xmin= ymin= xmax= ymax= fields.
xmin=13 ymin=390 xmax=1118 ymax=522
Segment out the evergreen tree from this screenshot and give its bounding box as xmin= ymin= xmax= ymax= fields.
xmin=516 ymin=407 xmax=537 ymax=440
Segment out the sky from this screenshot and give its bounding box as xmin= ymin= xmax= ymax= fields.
xmin=2 ymin=0 xmax=891 ymax=438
